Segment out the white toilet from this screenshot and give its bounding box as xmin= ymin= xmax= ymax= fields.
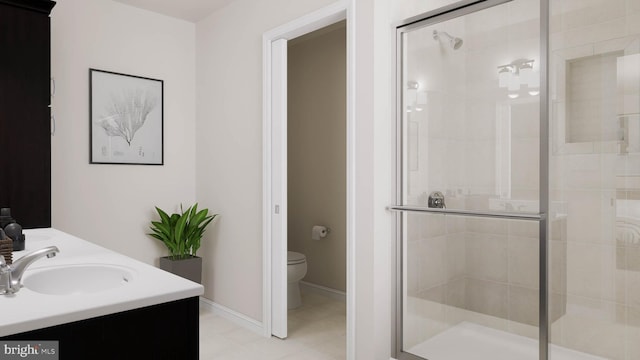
xmin=287 ymin=251 xmax=307 ymax=309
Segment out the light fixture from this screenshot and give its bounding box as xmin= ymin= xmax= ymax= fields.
xmin=406 ymin=81 xmax=427 ymax=113
xmin=508 ymin=73 xmax=520 ymax=92
xmin=497 ymin=59 xmax=538 ymax=98
xmin=519 ymin=62 xmax=533 ymax=85
xmin=498 ymin=66 xmax=511 ymax=88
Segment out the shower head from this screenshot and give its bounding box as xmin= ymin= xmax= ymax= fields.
xmin=433 ymin=30 xmax=463 ymax=50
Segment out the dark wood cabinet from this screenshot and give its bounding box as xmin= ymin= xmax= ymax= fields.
xmin=0 ymin=0 xmax=55 ymax=228
xmin=2 ymin=297 xmax=200 ymax=360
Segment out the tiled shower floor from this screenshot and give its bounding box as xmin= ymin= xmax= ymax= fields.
xmin=408 ymin=322 xmax=606 ymax=360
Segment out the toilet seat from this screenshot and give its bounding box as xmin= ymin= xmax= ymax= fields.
xmin=287 ymin=251 xmax=306 ymax=265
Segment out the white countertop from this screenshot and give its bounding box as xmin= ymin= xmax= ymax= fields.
xmin=0 ymin=228 xmax=204 ymax=337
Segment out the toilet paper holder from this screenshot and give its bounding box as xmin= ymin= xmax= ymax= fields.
xmin=311 ymin=225 xmax=331 ymax=240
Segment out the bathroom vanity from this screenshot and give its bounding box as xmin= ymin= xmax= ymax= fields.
xmin=0 ymin=228 xmax=203 ymax=359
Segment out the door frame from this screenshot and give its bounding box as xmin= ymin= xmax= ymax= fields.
xmin=262 ymin=0 xmax=355 ymax=357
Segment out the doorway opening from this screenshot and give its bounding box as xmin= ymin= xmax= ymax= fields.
xmin=286 ymin=20 xmax=347 ymax=353
xmin=262 ymin=3 xmax=354 ymax=357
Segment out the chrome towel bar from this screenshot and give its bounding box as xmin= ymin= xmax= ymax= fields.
xmin=387 ymin=205 xmax=545 ymax=221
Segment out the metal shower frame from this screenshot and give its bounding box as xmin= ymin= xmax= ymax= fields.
xmin=391 ymin=0 xmax=550 ymax=359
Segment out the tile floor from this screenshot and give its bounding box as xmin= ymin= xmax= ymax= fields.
xmin=200 ymin=290 xmax=346 ymax=359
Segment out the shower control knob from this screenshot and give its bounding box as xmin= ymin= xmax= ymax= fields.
xmin=428 ymin=191 xmax=446 ymax=209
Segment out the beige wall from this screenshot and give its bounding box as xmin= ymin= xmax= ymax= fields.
xmin=287 ymin=23 xmax=347 ymax=293
xmin=50 ymin=0 xmax=197 ymax=266
xmin=195 ymin=0 xmax=337 ymax=322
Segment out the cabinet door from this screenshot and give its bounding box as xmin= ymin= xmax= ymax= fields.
xmin=0 ymin=4 xmax=51 ymax=228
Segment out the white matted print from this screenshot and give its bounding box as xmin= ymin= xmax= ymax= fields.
xmin=90 ymin=69 xmax=163 ymax=165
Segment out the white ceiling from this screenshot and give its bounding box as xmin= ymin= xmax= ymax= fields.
xmin=112 ymin=0 xmax=235 ymax=22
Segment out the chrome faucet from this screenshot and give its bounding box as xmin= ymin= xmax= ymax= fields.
xmin=0 ymin=246 xmax=59 ymax=294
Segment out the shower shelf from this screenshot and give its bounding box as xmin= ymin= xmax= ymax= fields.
xmin=387 ymin=205 xmax=545 ymax=221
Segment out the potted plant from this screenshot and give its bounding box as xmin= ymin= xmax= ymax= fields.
xmin=148 ymin=203 xmax=217 ymax=283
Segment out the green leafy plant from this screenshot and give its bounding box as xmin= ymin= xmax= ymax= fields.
xmin=148 ymin=203 xmax=217 ymax=260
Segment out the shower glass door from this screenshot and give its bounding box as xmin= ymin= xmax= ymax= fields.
xmin=395 ymin=0 xmax=546 ymax=359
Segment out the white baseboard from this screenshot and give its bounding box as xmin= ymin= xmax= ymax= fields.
xmin=300 ymin=281 xmax=346 ymax=302
xmin=199 ymin=297 xmax=264 ymax=336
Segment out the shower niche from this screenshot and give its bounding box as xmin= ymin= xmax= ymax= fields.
xmin=553 ymin=36 xmax=640 ymax=154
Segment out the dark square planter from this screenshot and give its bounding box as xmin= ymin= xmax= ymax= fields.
xmin=159 ymin=256 xmax=202 ymax=284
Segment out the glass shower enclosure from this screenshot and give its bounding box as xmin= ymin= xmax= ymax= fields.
xmin=393 ymin=0 xmax=640 ymax=359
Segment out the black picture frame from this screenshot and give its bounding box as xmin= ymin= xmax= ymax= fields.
xmin=89 ymin=68 xmax=164 ymax=165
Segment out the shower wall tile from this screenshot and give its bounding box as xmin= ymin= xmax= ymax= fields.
xmin=418 ymin=236 xmax=447 ymax=290
xmin=511 ymin=138 xmax=540 ymax=192
xmin=564 ymin=19 xmax=626 ymax=49
xmin=561 ymin=298 xmax=626 ymax=360
xmin=615 ymin=267 xmax=627 ymax=305
xmin=446 ymin=140 xmax=467 ymax=190
xmin=627 ymin=304 xmax=640 ymax=328
xmin=551 ymin=239 xmax=567 ymax=294
xmin=464 ymin=52 xmax=501 ymax=95
xmin=566 ymin=190 xmax=604 ymax=243
xmin=564 ymin=154 xmax=606 ymax=190
xmin=551 ymin=292 xmax=567 ymax=324
xmin=417 ymin=284 xmax=445 ymax=304
xmin=623 ymin=246 xmax=640 ymax=272
xmin=628 ymin=317 xmax=640 ymax=360
xmin=405 ymin=296 xmax=449 ymax=348
xmin=511 ymin=115 xmax=540 ymax=141
xmin=509 ymin=286 xmax=539 ymax=326
xmin=615 ymin=245 xmax=626 ymax=270
xmin=446 ymin=215 xmax=466 ymax=234
xmin=466 ymin=217 xmax=507 ymax=235
xmin=465 ymin=194 xmax=492 ymax=211
xmin=464 ymin=102 xmax=496 ymax=141
xmin=567 ymin=243 xmax=603 ymax=299
xmin=465 ymin=278 xmax=508 ymax=319
xmin=627 ymin=270 xmax=640 ymax=308
xmin=567 ymin=243 xmax=621 ymax=302
xmin=510 ymin=189 xmax=540 ymax=201
xmin=465 ymin=140 xmax=496 ymax=194
xmin=407 ymin=213 xmax=421 ymax=243
xmin=466 ymin=232 xmax=508 ymax=283
xmin=428 ymin=139 xmax=448 ymax=191
xmin=508 ymin=236 xmax=539 ymax=289
xmin=628 ymin=11 xmax=640 ymax=35
xmin=507 ymin=320 xmax=539 ymax=341
xmin=601 ymin=191 xmax=618 ymax=245
xmin=419 ymin=213 xmax=446 ymax=239
xmin=446 ymin=233 xmax=467 ymax=281
xmin=445 ymin=278 xmax=466 ymax=309
xmin=506 ymin=0 xmax=539 ymax=26
xmin=406 ymin=240 xmax=419 ymax=295
xmin=508 ymin=220 xmax=538 ymax=238
xmin=601 ymin=245 xmax=625 ymax=304
xmin=505 ymin=17 xmax=539 ymax=45
xmin=551 ymin=218 xmax=566 ymax=241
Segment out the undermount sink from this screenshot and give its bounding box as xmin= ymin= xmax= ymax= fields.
xmin=23 ymin=264 xmax=134 ymax=295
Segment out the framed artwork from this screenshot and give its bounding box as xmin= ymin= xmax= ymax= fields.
xmin=89 ymin=68 xmax=164 ymax=165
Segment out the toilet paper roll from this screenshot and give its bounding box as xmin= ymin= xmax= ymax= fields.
xmin=311 ymin=225 xmax=328 ymax=240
